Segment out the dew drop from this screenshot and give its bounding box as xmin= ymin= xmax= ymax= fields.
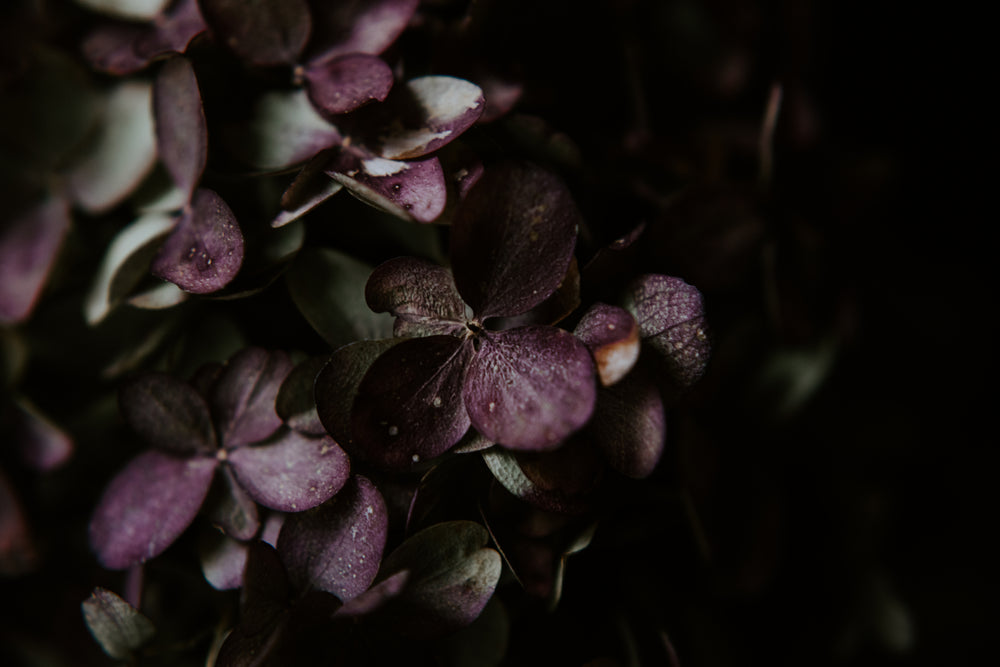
xmin=411 ymin=454 xmax=420 ymax=463
xmin=431 ymin=396 xmax=443 ymax=408
xmin=206 ymin=258 xmax=213 ymax=266
xmin=392 ymin=183 xmax=401 ymax=192
xmin=608 ymin=323 xmax=616 ymax=330
xmin=488 ymin=401 xmax=496 ymax=413
xmin=187 ymin=246 xmax=197 ymax=259
xmin=388 ymin=425 xmax=399 ymax=436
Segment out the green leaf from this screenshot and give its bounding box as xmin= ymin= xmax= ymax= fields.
xmin=81 ymin=588 xmax=155 ymax=660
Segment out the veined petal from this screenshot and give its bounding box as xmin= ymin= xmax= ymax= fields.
xmin=463 ymin=326 xmax=595 ymax=451
xmin=304 ymin=53 xmax=393 ymax=117
xmin=365 ymin=256 xmax=467 ymax=337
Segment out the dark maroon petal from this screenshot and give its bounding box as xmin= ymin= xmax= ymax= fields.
xmin=151 ymin=188 xmax=244 ymax=294
xmin=481 ymin=440 xmax=602 ymax=514
xmin=0 ymin=469 xmax=36 ymax=576
xmin=304 ymin=53 xmax=393 ymax=117
xmin=11 ymin=397 xmax=74 ymax=471
xmin=67 ymin=81 xmax=157 ymax=214
xmin=365 ymin=256 xmax=467 ymax=337
xmin=451 ymin=163 xmax=581 ymax=320
xmin=573 ymin=303 xmax=640 ymax=387
xmin=81 ymin=587 xmax=155 ymax=660
xmin=326 ymin=152 xmax=447 ymax=223
xmin=372 ymin=76 xmax=485 ymax=160
xmin=352 ymin=336 xmax=473 ymax=469
xmin=199 ymin=0 xmax=310 ymax=66
xmin=621 ymin=274 xmax=711 ymax=389
xmin=211 ymin=348 xmax=293 ymax=449
xmin=307 ymin=0 xmax=418 ymax=60
xmin=314 ymin=339 xmax=402 ymax=453
xmin=272 ymin=151 xmax=343 ymax=228
xmin=118 ymin=372 xmax=216 ymax=454
xmin=463 ymin=327 xmax=596 ymax=451
xmin=83 ymin=0 xmax=206 ymax=75
xmin=276 ymin=356 xmax=329 ymax=436
xmin=488 ymin=256 xmax=580 ymax=330
xmin=89 ymin=450 xmax=217 ymax=569
xmin=589 ymin=365 xmax=666 ymax=479
xmin=477 ymin=75 xmax=524 ymax=124
xmin=277 ymin=475 xmax=387 ymax=601
xmin=228 ymin=430 xmax=349 ymax=512
xmin=286 ymin=248 xmax=393 ymax=349
xmin=204 ymin=465 xmax=260 ymax=540
xmin=376 ymin=521 xmax=501 ymax=638
xmin=0 ymin=196 xmax=71 ymax=325
xmin=153 ymin=56 xmax=206 ymax=197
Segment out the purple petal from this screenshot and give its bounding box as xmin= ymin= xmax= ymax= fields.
xmin=463 ymin=327 xmax=596 ymax=451
xmin=276 ymin=356 xmax=329 ymax=436
xmin=228 ymin=430 xmax=349 ymax=512
xmin=477 ymin=75 xmax=524 ymax=124
xmin=451 ymin=163 xmax=581 ymax=320
xmin=307 ymin=0 xmax=418 ymax=60
xmin=326 ymin=151 xmax=447 ymax=223
xmin=89 ymin=450 xmax=217 ymax=569
xmin=573 ymin=303 xmax=640 ymax=387
xmin=204 ymin=465 xmax=260 ymax=540
xmin=85 ymin=211 xmax=175 ymax=325
xmin=304 ymin=54 xmax=393 ymax=117
xmin=210 ymin=348 xmax=293 ymax=449
xmin=271 ymin=151 xmax=343 ymax=228
xmin=11 ymin=397 xmax=74 ymax=471
xmin=118 ymin=372 xmax=216 ymax=454
xmin=81 ymin=587 xmax=155 ymax=660
xmin=276 ymin=475 xmax=387 ymax=601
xmin=286 ymin=248 xmax=393 ymax=348
xmin=314 ymin=339 xmax=402 ymax=453
xmin=372 ymin=76 xmax=485 ymax=160
xmin=589 ymin=365 xmax=666 ymax=479
xmin=82 ymin=0 xmax=206 ymax=75
xmin=230 ymin=90 xmax=342 ymax=172
xmin=0 ymin=196 xmax=71 ymax=325
xmin=67 ymin=81 xmax=158 ymax=214
xmin=621 ymin=274 xmax=711 ymax=389
xmin=365 ymin=256 xmax=467 ymax=337
xmin=489 ymin=256 xmax=580 ymax=330
xmin=199 ymin=0 xmax=311 ymax=66
xmin=151 ymin=188 xmax=244 ymax=294
xmin=376 ymin=520 xmax=502 ymax=638
xmin=352 ymin=336 xmax=473 ymax=469
xmin=76 ymin=0 xmax=170 ymax=20
xmin=481 ymin=441 xmax=602 ymax=514
xmin=0 ymin=469 xmax=36 ymax=575
xmin=154 ymin=56 xmax=206 ymax=197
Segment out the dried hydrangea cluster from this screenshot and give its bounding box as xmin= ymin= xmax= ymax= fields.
xmin=0 ymin=1 xmax=793 ymax=665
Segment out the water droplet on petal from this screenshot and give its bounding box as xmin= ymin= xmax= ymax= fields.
xmin=431 ymin=396 xmax=443 ymax=408
xmin=411 ymin=454 xmax=420 ymax=463
xmin=388 ymin=425 xmax=399 ymax=436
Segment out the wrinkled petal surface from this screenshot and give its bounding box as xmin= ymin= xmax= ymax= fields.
xmin=89 ymin=450 xmax=217 ymax=569
xmin=451 ymin=163 xmax=581 ymax=319
xmin=365 ymin=256 xmax=467 ymax=337
xmin=81 ymin=587 xmax=155 ymax=660
xmin=277 ymin=475 xmax=387 ymax=601
xmin=573 ymin=303 xmax=640 ymax=386
xmin=228 ymin=430 xmax=349 ymax=512
xmin=352 ymin=336 xmax=473 ymax=469
xmin=464 ymin=327 xmax=595 ymax=451
xmin=621 ymin=274 xmax=710 ymax=388
xmin=151 ymin=188 xmax=244 ymax=294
